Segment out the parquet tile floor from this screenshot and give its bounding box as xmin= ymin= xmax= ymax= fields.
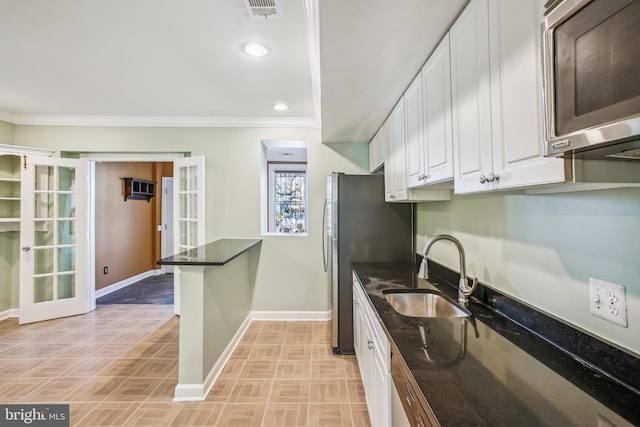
xmin=0 ymin=304 xmax=370 ymax=426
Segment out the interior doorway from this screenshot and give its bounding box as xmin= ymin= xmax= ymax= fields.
xmin=82 ymin=153 xmax=182 ymax=311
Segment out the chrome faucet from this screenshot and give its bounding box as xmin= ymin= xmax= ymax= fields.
xmin=417 ymin=234 xmax=478 ymax=306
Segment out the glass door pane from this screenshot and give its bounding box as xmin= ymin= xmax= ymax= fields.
xmin=20 ymin=156 xmax=87 ymax=324
xmin=32 ymin=164 xmax=78 ymax=303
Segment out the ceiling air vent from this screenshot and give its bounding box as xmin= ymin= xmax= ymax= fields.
xmin=243 ymin=0 xmax=283 ymax=18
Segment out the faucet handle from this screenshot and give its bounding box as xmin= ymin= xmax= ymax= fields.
xmin=463 ymin=277 xmax=478 ymax=295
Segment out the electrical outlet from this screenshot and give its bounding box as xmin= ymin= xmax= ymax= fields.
xmin=589 ymin=278 xmax=627 ymax=327
xmin=103 ymin=266 xmax=108 ymax=275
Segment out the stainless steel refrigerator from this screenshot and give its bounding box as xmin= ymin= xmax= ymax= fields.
xmin=323 ymin=173 xmax=413 ymax=354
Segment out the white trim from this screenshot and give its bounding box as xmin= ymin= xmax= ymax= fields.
xmin=10 ymin=114 xmax=321 ymax=128
xmin=80 ymin=152 xmax=182 ymax=161
xmin=173 ymin=313 xmax=253 ymax=402
xmin=251 ymin=310 xmax=332 ymax=321
xmin=0 ymin=308 xmax=19 ymax=321
xmin=95 ymin=269 xmax=163 ymax=299
xmin=0 ymin=143 xmax=55 ymax=157
xmin=88 ymin=161 xmax=96 ymax=312
xmin=160 ymin=177 xmax=175 ymax=275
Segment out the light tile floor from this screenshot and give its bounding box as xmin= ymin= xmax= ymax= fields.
xmin=0 ymin=304 xmax=370 ymax=426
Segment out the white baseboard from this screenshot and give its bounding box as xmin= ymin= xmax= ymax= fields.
xmin=251 ymin=310 xmax=331 ymax=321
xmin=0 ymin=308 xmax=19 ymax=321
xmin=173 ymin=313 xmax=253 ymax=402
xmin=95 ymin=269 xmax=165 ymax=298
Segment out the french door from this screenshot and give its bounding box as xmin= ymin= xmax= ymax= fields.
xmin=19 ymin=156 xmax=88 ymax=324
xmin=172 ymin=156 xmax=205 ymax=315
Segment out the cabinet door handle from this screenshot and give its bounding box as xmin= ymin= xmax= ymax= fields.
xmin=479 ymin=174 xmax=487 ymax=184
xmin=487 ymin=172 xmax=499 ymax=182
xmin=22 ymin=246 xmax=31 ymax=252
xmin=406 ymin=383 xmax=416 ymax=403
xmin=367 ymin=339 xmax=374 ymax=350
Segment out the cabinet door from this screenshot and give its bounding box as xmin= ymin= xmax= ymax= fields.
xmin=353 ymin=283 xmax=365 ymax=378
xmin=369 ymin=129 xmax=384 ymax=173
xmin=405 ymin=75 xmax=426 ymax=188
xmin=423 ymin=33 xmax=454 ymax=184
xmin=450 ymin=0 xmax=494 ymax=194
xmin=19 ymin=156 xmax=89 ymax=324
xmin=383 ymin=120 xmax=395 ymax=201
xmin=372 ymin=345 xmax=391 ymax=427
xmin=387 ymin=101 xmax=409 ymax=201
xmin=489 ymin=0 xmax=565 ymax=189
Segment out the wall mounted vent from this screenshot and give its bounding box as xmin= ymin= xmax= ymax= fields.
xmin=243 ymin=0 xmax=283 ymax=18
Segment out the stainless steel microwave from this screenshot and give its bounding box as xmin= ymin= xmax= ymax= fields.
xmin=542 ymin=0 xmax=640 ymax=160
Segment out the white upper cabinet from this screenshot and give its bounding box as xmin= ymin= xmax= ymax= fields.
xmin=489 ymin=0 xmax=565 ymax=190
xmin=369 ymin=128 xmax=385 ymax=173
xmin=422 ymin=33 xmax=454 ymax=185
xmin=404 ymin=75 xmax=425 ymax=188
xmin=384 ymin=101 xmax=409 ymax=202
xmin=450 ymin=0 xmax=494 ymax=194
xmin=406 ymin=34 xmax=454 ymax=189
xmin=451 ymin=0 xmax=564 ymax=194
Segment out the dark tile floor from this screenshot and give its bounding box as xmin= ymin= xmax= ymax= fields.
xmin=97 ymin=274 xmax=174 ymax=305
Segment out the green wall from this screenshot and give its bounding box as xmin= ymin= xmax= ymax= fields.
xmin=0 ymin=120 xmax=14 ymax=145
xmin=0 ymin=121 xmax=17 ymax=312
xmin=416 ymin=188 xmax=640 ymax=356
xmin=12 ymin=124 xmax=369 ymax=314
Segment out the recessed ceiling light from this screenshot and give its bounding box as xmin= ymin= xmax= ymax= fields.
xmin=272 ymin=103 xmax=289 ymax=111
xmin=244 ymin=43 xmax=270 ymax=57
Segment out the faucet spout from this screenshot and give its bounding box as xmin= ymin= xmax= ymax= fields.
xmin=418 ymin=234 xmax=478 ymax=306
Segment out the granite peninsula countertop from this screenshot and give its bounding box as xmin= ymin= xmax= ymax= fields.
xmin=157 ymin=238 xmax=261 ymax=266
xmin=352 ymin=262 xmax=640 ymax=427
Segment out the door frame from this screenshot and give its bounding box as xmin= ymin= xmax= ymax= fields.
xmin=160 ymin=177 xmax=174 ymax=274
xmin=81 ymin=152 xmax=183 ymax=311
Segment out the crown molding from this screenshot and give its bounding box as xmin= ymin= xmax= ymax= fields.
xmin=7 ymin=114 xmax=321 ymax=128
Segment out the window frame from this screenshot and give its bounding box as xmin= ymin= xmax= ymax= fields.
xmin=267 ymin=161 xmax=308 ymax=235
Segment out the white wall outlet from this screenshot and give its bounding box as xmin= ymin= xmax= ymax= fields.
xmin=589 ymin=278 xmax=628 ymax=327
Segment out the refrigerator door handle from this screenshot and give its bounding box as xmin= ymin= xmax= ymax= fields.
xmin=322 ymin=198 xmax=328 ymax=272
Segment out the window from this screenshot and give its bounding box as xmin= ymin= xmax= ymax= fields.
xmin=268 ymin=163 xmax=307 ymax=233
xmin=261 ymin=140 xmax=308 ymax=235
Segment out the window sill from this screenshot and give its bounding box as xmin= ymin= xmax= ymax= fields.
xmin=261 ymin=232 xmax=309 ymax=237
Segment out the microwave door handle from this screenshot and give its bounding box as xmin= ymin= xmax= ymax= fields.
xmin=322 ymin=198 xmax=328 ymax=272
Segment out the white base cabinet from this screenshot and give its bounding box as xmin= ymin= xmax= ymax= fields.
xmin=353 ymin=274 xmax=391 ymax=427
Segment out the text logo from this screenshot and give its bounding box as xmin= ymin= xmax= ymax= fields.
xmin=1 ymin=405 xmax=69 ymax=427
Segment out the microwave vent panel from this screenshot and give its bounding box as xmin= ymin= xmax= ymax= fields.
xmin=244 ymin=0 xmax=283 ymax=18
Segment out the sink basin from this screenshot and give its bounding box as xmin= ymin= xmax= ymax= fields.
xmin=383 ymin=289 xmax=471 ymax=318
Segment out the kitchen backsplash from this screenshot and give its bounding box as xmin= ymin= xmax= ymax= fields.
xmin=415 ymin=188 xmax=640 ymax=357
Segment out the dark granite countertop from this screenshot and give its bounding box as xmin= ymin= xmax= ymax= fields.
xmin=352 ymin=262 xmax=640 ymax=427
xmin=157 ymin=238 xmax=261 ymax=266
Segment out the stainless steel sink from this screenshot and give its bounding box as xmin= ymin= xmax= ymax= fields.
xmin=383 ymin=289 xmax=471 ymax=318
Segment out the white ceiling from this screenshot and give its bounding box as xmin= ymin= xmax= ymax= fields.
xmin=0 ymin=0 xmax=467 ymax=143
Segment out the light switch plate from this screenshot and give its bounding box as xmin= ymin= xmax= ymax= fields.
xmin=589 ymin=278 xmax=628 ymax=327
